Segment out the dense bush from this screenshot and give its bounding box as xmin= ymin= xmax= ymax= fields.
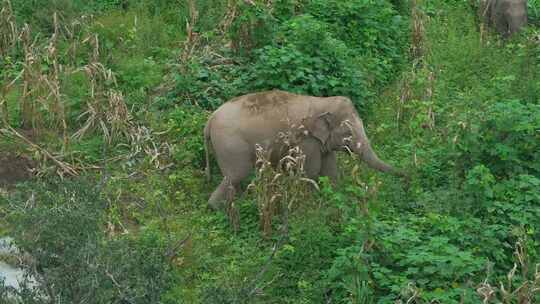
xmin=1 ymin=0 xmax=540 ymax=303
xmin=170 ymin=0 xmax=408 ymax=111
xmin=12 ymin=0 xmax=122 ymax=31
xmin=528 ymin=0 xmax=540 ymax=25
xmin=167 ymin=106 xmax=209 ymax=168
xmin=1 ymin=179 xmax=177 ymax=303
xmin=247 ymin=16 xmax=368 ymax=101
xmin=457 ymin=100 xmax=540 ymax=178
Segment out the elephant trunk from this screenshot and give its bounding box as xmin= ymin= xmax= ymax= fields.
xmin=352 ymin=117 xmax=407 ymax=178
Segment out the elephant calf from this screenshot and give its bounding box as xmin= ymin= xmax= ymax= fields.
xmin=203 ymin=90 xmax=405 ymax=210
xmin=481 ymin=0 xmax=527 ymax=38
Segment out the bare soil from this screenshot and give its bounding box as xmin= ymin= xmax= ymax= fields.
xmin=0 ymin=152 xmax=34 ymax=187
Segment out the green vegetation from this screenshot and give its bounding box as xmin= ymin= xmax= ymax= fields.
xmin=0 ymin=0 xmax=539 ymax=303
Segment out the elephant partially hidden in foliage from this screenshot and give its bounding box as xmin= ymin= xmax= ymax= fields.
xmin=203 ymin=90 xmax=406 ymax=210
xmin=481 ymin=0 xmax=527 ymax=38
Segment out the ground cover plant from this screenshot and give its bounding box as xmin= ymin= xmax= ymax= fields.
xmin=0 ymin=0 xmax=539 ymax=303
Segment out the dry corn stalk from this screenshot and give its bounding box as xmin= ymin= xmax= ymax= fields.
xmin=396 ymin=72 xmax=413 ymax=128
xmin=0 ymin=0 xmax=17 ymax=57
xmin=477 ymin=236 xmax=540 ymax=303
xmin=411 ymin=0 xmax=426 ymax=62
xmin=122 ymin=125 xmax=173 ymax=170
xmin=181 ymin=0 xmax=199 ymax=63
xmin=73 ymin=36 xmax=133 ymax=143
xmin=63 ymin=14 xmax=94 ymax=65
xmin=218 ymin=0 xmax=238 ymax=37
xmin=247 ymin=124 xmax=316 ymax=238
xmin=0 ymin=126 xmax=78 ymax=177
xmin=19 ymin=24 xmax=39 ymax=130
xmin=48 ymin=12 xmax=69 ymax=150
xmin=17 ymin=18 xmax=68 ymax=136
xmin=0 ymin=6 xmax=141 ymax=176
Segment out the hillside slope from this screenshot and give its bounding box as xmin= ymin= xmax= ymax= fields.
xmin=1 ymin=1 xmax=539 ymax=303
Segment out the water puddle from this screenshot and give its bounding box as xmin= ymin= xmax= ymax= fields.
xmin=0 ymin=237 xmax=26 ymax=290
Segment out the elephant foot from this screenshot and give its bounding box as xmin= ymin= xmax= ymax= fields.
xmin=207 ymin=177 xmax=239 ymax=212
xmin=207 ymin=200 xmax=225 ymax=212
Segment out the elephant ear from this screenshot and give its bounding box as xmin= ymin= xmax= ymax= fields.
xmin=307 ymin=112 xmax=333 ymax=145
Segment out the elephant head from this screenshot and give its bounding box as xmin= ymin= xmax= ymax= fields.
xmin=304 ymin=99 xmax=407 ymax=177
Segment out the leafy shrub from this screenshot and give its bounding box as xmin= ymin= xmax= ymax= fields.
xmin=324 ymin=215 xmax=487 ymax=303
xmin=12 ymin=0 xmax=122 ymax=31
xmin=246 ymin=16 xmax=368 ymax=103
xmin=305 ymin=0 xmax=407 ymax=84
xmin=116 ymin=56 xmax=163 ymax=106
xmin=247 ymin=44 xmax=366 ymax=101
xmin=229 ymin=1 xmax=277 ymax=54
xmin=268 ymin=215 xmax=344 ymax=302
xmin=490 ymin=175 xmax=540 ymax=226
xmin=91 ymin=11 xmax=175 ymax=60
xmin=243 ymin=0 xmax=406 ymax=108
xmin=1 ymin=179 xmax=176 ymax=303
xmin=528 ymin=0 xmax=540 ymax=26
xmin=457 ymin=100 xmax=540 ymax=178
xmin=167 ymin=106 xmax=209 ymax=168
xmin=169 ymin=0 xmax=407 ymax=112
xmin=168 ymin=57 xmax=245 ymax=110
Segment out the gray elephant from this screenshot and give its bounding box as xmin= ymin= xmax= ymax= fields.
xmin=203 ymin=90 xmax=406 ymax=210
xmin=481 ymin=0 xmax=527 ymax=38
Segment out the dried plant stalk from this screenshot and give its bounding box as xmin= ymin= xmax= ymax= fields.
xmin=0 ymin=0 xmax=17 ymax=57
xmin=19 ymin=24 xmax=39 ymax=130
xmin=396 ymin=73 xmax=413 ymax=128
xmin=247 ymin=124 xmax=316 ymax=238
xmin=48 ymin=12 xmax=69 ymax=150
xmin=411 ymin=0 xmax=426 ymax=62
xmin=73 ymin=36 xmax=133 ymax=143
xmin=218 ymin=0 xmax=238 ymax=36
xmin=477 ymin=236 xmax=540 ymax=303
xmin=180 ymin=0 xmax=199 ymax=63
xmin=0 ymin=5 xmax=143 ymax=176
xmin=17 ymin=17 xmax=68 ymax=135
xmin=0 ymin=126 xmax=78 ymax=177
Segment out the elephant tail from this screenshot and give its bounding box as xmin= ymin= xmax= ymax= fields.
xmin=204 ymin=116 xmax=212 ymax=183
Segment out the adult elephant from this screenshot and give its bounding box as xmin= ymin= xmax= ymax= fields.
xmin=204 ymin=90 xmax=407 ymax=210
xmin=481 ymin=0 xmax=527 ymax=38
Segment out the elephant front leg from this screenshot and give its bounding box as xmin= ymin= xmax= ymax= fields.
xmin=299 ymin=138 xmax=322 ymax=180
xmin=320 ymin=151 xmax=338 ymax=184
xmin=494 ymin=12 xmax=510 ymax=37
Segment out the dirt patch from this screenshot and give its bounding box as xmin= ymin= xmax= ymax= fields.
xmin=0 ymin=153 xmax=34 ymax=187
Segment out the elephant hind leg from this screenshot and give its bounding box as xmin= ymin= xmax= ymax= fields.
xmin=208 ymin=177 xmax=238 ymax=210
xmin=207 ymin=137 xmax=253 ymax=210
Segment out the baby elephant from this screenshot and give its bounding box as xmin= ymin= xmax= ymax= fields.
xmin=203 ymin=90 xmax=406 ymax=210
xmin=482 ymin=0 xmax=527 ymax=38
